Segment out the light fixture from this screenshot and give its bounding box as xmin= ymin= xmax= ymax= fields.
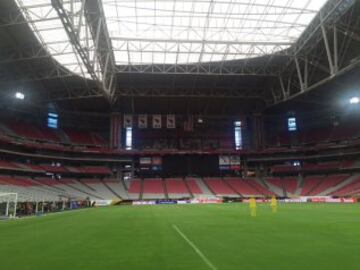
xmin=15 ymin=92 xmax=25 ymax=100
xmin=349 ymin=97 xmax=359 ymax=104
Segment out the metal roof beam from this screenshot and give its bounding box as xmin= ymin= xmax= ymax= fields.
xmin=84 ymin=0 xmax=117 ymax=102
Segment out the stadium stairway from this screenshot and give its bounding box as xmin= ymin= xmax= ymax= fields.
xmin=73 ymin=180 xmax=104 ymax=197
xmin=182 ymin=178 xmax=194 ymax=198
xmin=283 ymin=178 xmax=299 ymax=196
xmin=103 ymin=179 xmax=129 ymax=199
xmin=248 ymin=179 xmax=274 ymax=196
xmin=223 ymin=178 xmax=243 ymax=197
xmin=55 ymin=129 xmax=71 ymax=144
xmin=306 ymin=177 xmax=327 ymax=196
xmin=77 ymin=180 xmax=97 ymax=192
xmin=185 ymin=177 xmax=207 ymax=196
xmin=100 ymin=180 xmax=122 ymax=200
xmin=122 ymin=177 xmax=130 ymax=190
xmin=300 ymin=176 xmax=324 ymax=196
xmin=139 ymin=179 xmax=144 ymax=200
xmin=224 ymin=178 xmax=268 ymax=197
xmin=56 ymin=179 xmax=103 ymax=200
xmin=0 ymin=123 xmax=16 ymax=136
xmin=165 ymin=178 xmax=191 ymax=199
xmin=193 ymin=177 xmax=215 ymax=196
xmin=203 ymin=178 xmax=239 ymax=197
xmin=128 ymin=179 xmax=142 ymax=200
xmin=162 ymin=179 xmax=169 ymax=199
xmin=81 ymin=179 xmax=120 ymax=200
xmin=263 ymin=178 xmax=284 ymax=196
xmin=294 ymin=175 xmax=304 ymax=196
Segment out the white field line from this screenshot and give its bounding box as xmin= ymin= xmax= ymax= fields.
xmin=172 ymin=224 xmax=218 ymax=270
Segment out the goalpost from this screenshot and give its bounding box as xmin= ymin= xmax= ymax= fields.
xmin=0 ymin=193 xmax=18 ymax=219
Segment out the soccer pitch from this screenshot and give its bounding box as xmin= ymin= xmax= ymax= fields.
xmin=1 ymin=204 xmax=359 ymax=270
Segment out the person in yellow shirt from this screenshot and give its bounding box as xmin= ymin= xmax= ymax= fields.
xmin=270 ymin=196 xmax=278 ymax=213
xmin=249 ymin=197 xmax=257 ymax=217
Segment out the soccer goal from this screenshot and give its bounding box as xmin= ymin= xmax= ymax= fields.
xmin=0 ymin=193 xmax=18 ymax=219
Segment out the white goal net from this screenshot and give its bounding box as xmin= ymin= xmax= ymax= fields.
xmin=0 ymin=193 xmax=18 ymax=219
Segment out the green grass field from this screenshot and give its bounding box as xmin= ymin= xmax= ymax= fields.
xmin=1 ymin=203 xmax=360 ymax=270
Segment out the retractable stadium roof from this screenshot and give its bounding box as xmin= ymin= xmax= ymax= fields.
xmin=1 ymin=0 xmax=359 ymax=114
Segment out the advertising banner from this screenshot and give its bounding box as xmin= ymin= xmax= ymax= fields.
xmin=123 ymin=114 xmax=133 ymax=128
xmin=138 ymin=114 xmax=148 ymax=129
xmin=166 ymin=114 xmax=176 ymax=129
xmin=152 ymin=115 xmax=162 ymax=129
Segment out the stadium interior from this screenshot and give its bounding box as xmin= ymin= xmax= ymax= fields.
xmin=0 ymin=0 xmax=360 ymax=269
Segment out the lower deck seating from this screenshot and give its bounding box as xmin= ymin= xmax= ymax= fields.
xmin=128 ymin=179 xmax=142 ymax=199
xmin=225 ymin=178 xmax=270 ymax=196
xmin=142 ymin=179 xmax=165 ymax=199
xmin=300 ymin=176 xmax=324 ymax=195
xmin=76 ymin=179 xmax=118 ymax=199
xmin=243 ymin=179 xmax=274 ymax=196
xmin=185 ymin=178 xmax=204 ymax=195
xmin=331 ymin=176 xmax=360 ymax=196
xmin=0 ymin=176 xmax=70 ymax=202
xmin=165 ymin=178 xmax=190 ymax=198
xmin=1 ymin=174 xmax=358 ymax=202
xmin=266 ymin=178 xmax=298 ymax=194
xmin=308 ymin=175 xmax=349 ymax=195
xmin=203 ymin=178 xmax=237 ymax=196
xmin=102 ymin=179 xmax=129 ymax=199
xmin=282 ymin=178 xmax=298 ymax=194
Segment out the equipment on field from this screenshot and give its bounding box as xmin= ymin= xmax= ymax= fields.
xmin=0 ymin=193 xmax=18 ymax=219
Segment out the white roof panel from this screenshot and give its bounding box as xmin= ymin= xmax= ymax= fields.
xmin=15 ymin=0 xmax=329 ymax=75
xmin=102 ymin=0 xmax=328 ymax=65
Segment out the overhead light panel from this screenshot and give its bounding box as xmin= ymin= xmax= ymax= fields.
xmin=349 ymin=97 xmax=359 ymax=104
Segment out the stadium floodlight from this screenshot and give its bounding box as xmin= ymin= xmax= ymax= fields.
xmin=15 ymin=92 xmax=25 ymax=100
xmin=349 ymin=97 xmax=359 ymax=104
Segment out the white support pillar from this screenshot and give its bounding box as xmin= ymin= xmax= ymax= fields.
xmin=321 ymin=24 xmax=335 ymax=75
xmin=294 ymin=57 xmax=304 ymax=92
xmin=333 ymin=26 xmax=338 ymax=73
xmin=13 ymin=194 xmax=17 ymax=218
xmin=304 ymin=58 xmax=308 ymax=89
xmin=279 ymin=77 xmax=287 ymax=100
xmin=5 ymin=200 xmax=9 ymax=216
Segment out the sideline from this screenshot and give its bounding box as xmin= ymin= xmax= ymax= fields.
xmin=0 ymin=207 xmax=95 ymax=222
